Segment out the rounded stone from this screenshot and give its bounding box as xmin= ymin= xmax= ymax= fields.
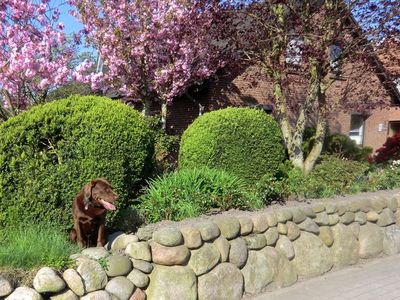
xmin=77 ymin=259 xmax=108 ymax=293
xmin=198 ymin=263 xmax=244 ymax=300
xmin=6 ymin=287 xmax=43 ymax=300
xmin=290 ymin=208 xmax=307 ymax=223
xmin=331 ymin=224 xmax=359 ymax=267
xmin=336 ymin=202 xmax=348 ymax=216
xmin=329 ymin=214 xmax=340 ymax=226
xmin=263 ymin=247 xmax=297 ymax=288
xmin=340 ymin=212 xmax=355 ymax=225
xmin=286 ymin=221 xmax=301 ymax=241
xmin=105 ymin=254 xmax=132 ymax=277
xmin=63 ymin=269 xmax=85 ymax=296
xmin=315 ymin=212 xmax=329 ymax=226
xmin=238 ymin=217 xmax=253 ymax=235
xmin=127 ymin=269 xmax=149 ymax=288
xmin=377 ymin=208 xmax=396 ymax=227
xmin=212 ymin=216 xmax=241 ymax=240
xmin=0 ymin=276 xmax=13 ymax=297
xmin=366 ymin=211 xmax=380 ymax=222
xmin=311 ymin=203 xmax=325 ymax=213
xmin=369 ymin=197 xmax=386 ymax=213
xmin=147 ymin=265 xmax=197 ymax=300
xmin=276 ymin=235 xmax=295 ymax=260
xmin=387 ymin=197 xmax=398 ymax=212
xmin=292 ymin=232 xmax=333 ymax=278
xmin=298 ymin=218 xmax=320 ymax=235
xmin=244 ymin=233 xmax=267 ymax=250
xmin=228 ymin=237 xmax=248 ymax=268
xmin=49 ymin=289 xmax=78 ymax=300
xmin=33 ymin=267 xmax=66 ymax=293
xmin=105 ymin=276 xmax=134 ymax=300
xmin=136 ymin=226 xmax=154 ymax=241
xmin=275 ymin=209 xmax=293 ymax=223
xmin=301 ymin=207 xmax=316 ymax=218
xmin=131 ymin=259 xmax=153 ymax=274
xmin=266 ymin=213 xmax=278 ymax=227
xmin=153 ymin=227 xmax=184 ymax=247
xmin=251 ymin=214 xmax=268 ymax=233
xmin=213 ymin=236 xmax=231 ymax=262
xmin=111 ymin=234 xmax=139 ymax=251
xmin=349 ymin=222 xmax=361 ymax=238
xmin=265 ymin=227 xmax=279 ymax=246
xmin=359 ymin=222 xmax=383 ymax=259
xmin=383 ymin=225 xmax=400 ymax=255
xmin=348 ymin=200 xmax=363 ymax=213
xmin=130 ymin=288 xmax=146 ymax=300
xmin=277 ymin=223 xmax=287 ymax=234
xmin=319 ymin=226 xmax=334 ymax=247
xmin=355 ymin=212 xmax=367 ymax=224
xmin=125 ymin=242 xmax=152 ymax=261
xmin=189 ymin=243 xmax=221 ymax=275
xmin=180 ymin=226 xmax=202 ymax=249
xmin=324 ymin=203 xmax=338 ymax=214
xmin=241 ymin=250 xmax=274 ymax=294
xmin=81 ymin=247 xmax=110 ymax=260
xmin=150 ymin=241 xmax=190 ymax=266
xmin=197 ymin=221 xmax=221 ymax=241
xmin=81 ymin=290 xmax=112 ymax=300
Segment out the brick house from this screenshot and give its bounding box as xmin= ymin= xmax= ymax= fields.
xmin=165 ymin=44 xmax=400 ymax=153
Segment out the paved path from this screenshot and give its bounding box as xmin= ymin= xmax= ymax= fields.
xmin=247 ymin=254 xmax=400 ymax=300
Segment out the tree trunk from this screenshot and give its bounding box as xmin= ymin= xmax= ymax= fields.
xmin=160 ymin=102 xmax=167 ymax=130
xmin=141 ymin=98 xmax=152 ymax=116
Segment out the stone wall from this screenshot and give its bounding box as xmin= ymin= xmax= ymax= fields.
xmin=3 ymin=190 xmax=400 ymax=300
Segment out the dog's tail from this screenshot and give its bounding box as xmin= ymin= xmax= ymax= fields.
xmin=70 ymin=228 xmax=77 ymax=242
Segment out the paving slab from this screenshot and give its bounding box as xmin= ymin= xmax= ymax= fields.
xmin=246 ymin=254 xmax=400 ymax=300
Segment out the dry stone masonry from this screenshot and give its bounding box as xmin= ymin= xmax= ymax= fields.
xmin=3 ymin=190 xmax=400 ymax=300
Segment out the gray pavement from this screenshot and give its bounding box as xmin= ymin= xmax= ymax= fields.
xmin=247 ymin=254 xmax=400 ymax=300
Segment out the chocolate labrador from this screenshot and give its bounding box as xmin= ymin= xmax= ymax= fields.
xmin=70 ymin=178 xmax=118 ymax=247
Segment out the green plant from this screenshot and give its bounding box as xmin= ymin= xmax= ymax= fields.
xmin=138 ymin=167 xmax=262 ymax=222
xmin=0 ymin=224 xmax=79 ymax=270
xmin=324 ymin=133 xmax=372 ymax=161
xmin=0 ymin=95 xmax=153 ymax=231
xmin=305 ymin=155 xmax=369 ymax=197
xmin=179 ymin=107 xmax=285 ymax=183
xmin=146 ymin=116 xmax=180 ymax=176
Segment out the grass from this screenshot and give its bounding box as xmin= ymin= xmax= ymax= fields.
xmin=0 ymin=224 xmax=80 ymax=270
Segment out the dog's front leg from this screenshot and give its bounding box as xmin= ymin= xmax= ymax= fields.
xmin=74 ymin=220 xmax=86 ymax=248
xmin=97 ymin=222 xmax=106 ymax=247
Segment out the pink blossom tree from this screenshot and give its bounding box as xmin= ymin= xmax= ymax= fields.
xmin=0 ymin=0 xmax=75 ymax=121
xmin=70 ymin=0 xmax=227 ymax=127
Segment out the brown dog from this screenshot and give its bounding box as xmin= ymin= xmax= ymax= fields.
xmin=70 ymin=178 xmax=118 ymax=247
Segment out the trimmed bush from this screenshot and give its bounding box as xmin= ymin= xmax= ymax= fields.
xmin=324 ymin=133 xmax=372 ymax=161
xmin=179 ymin=107 xmax=285 ymax=183
xmin=138 ymin=167 xmax=261 ymax=223
xmin=375 ymin=131 xmax=400 ymax=163
xmin=0 ymin=96 xmax=153 ymax=231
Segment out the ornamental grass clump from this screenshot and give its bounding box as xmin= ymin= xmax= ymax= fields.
xmin=139 ymin=167 xmax=262 ymax=222
xmin=0 ymin=96 xmax=153 ymax=231
xmin=179 ymin=107 xmax=285 ymax=183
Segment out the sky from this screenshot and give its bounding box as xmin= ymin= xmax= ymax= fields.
xmin=53 ymin=1 xmax=82 ymax=34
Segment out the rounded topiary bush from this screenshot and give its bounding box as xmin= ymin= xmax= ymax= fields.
xmin=179 ymin=107 xmax=285 ymax=183
xmin=0 ymin=96 xmax=153 ymax=231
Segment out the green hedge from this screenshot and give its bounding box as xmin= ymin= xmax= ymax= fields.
xmin=179 ymin=107 xmax=285 ymax=183
xmin=139 ymin=167 xmax=261 ymax=222
xmin=0 ymin=96 xmax=153 ymax=231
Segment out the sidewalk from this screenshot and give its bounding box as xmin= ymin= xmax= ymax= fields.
xmin=247 ymin=254 xmax=400 ymax=300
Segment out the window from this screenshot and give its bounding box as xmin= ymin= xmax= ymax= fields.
xmin=285 ymin=38 xmax=304 ymax=66
xmin=349 ymin=114 xmax=364 ymax=145
xmin=329 ymin=45 xmax=342 ymax=74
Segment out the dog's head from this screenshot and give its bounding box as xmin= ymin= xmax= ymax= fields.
xmin=83 ymin=178 xmax=118 ymax=211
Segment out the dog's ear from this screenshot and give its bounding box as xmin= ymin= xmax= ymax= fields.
xmin=83 ymin=182 xmax=93 ymax=210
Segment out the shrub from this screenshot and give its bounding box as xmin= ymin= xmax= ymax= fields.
xmin=146 ymin=116 xmax=179 ymax=176
xmin=138 ymin=167 xmax=261 ymax=222
xmin=374 ymin=132 xmax=400 ymax=163
xmin=0 ymin=224 xmax=79 ymax=269
xmin=179 ymin=107 xmax=285 ymax=183
xmin=324 ymin=133 xmax=372 ymax=161
xmin=305 ymin=155 xmax=369 ymax=197
xmin=0 ymin=96 xmax=153 ymax=231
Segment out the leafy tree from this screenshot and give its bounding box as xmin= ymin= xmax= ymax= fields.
xmin=224 ymin=0 xmax=399 ymax=175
